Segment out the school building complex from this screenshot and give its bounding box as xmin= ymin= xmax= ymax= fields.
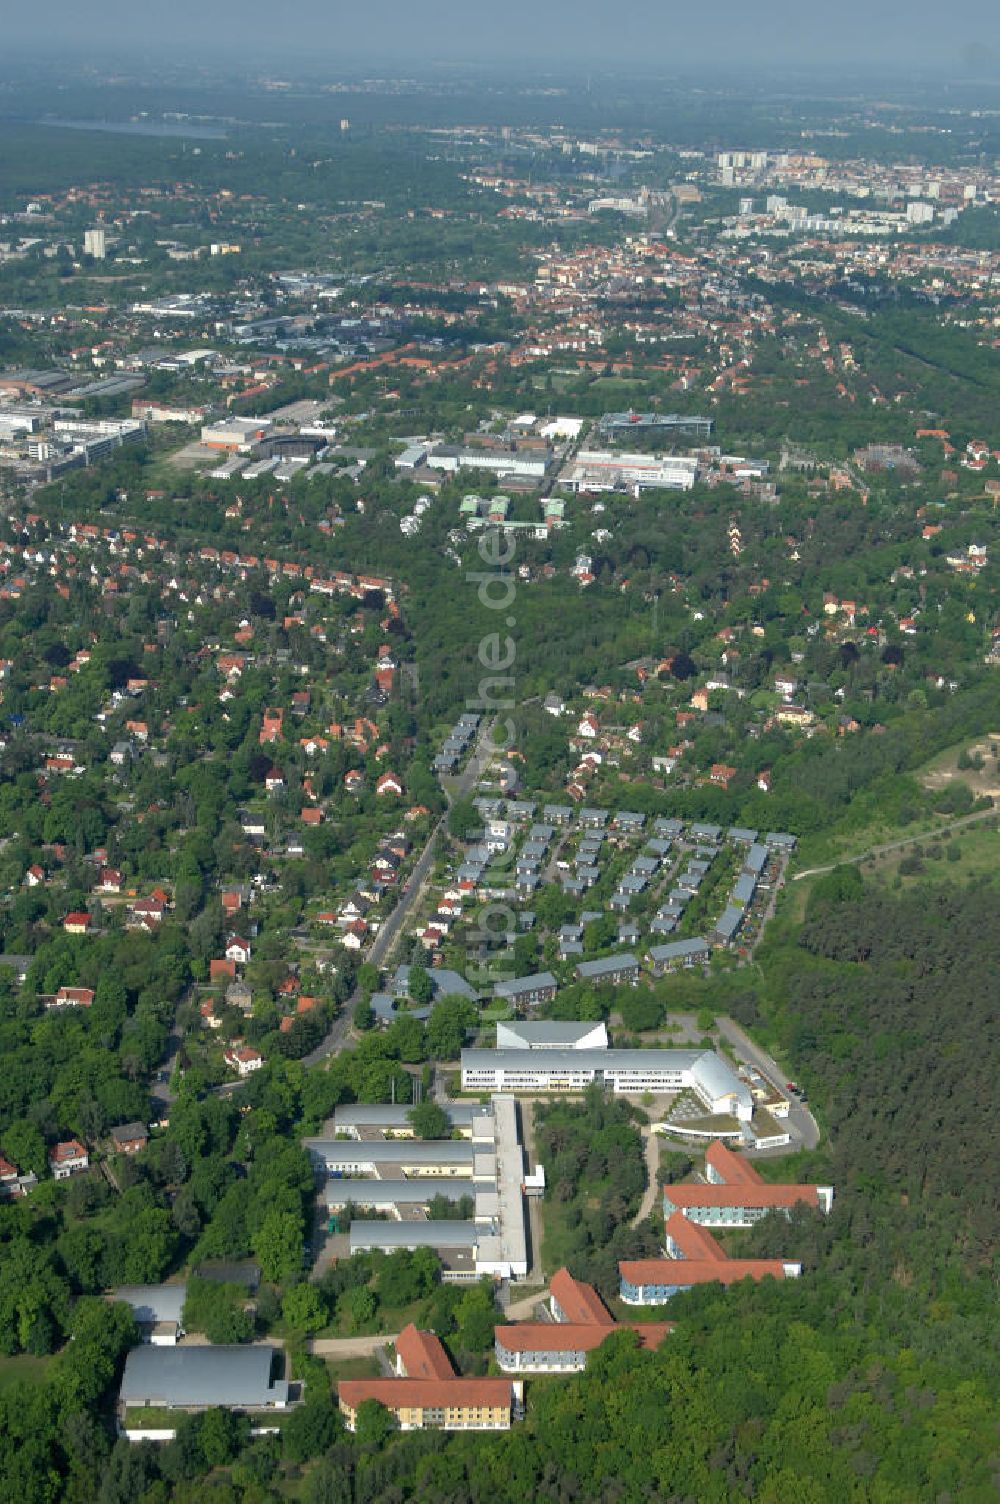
xmin=304 ymin=1095 xmax=539 ymax=1282
xmin=618 ymin=1140 xmax=833 ymax=1304
xmin=494 ymin=1267 xmax=671 ymax=1374
xmin=461 ymin=1023 xmax=753 ymax=1121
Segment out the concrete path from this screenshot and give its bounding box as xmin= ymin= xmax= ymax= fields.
xmin=307 ymin=1334 xmax=398 ymax=1358
xmin=503 ymin=1289 xmax=549 ymax=1321
xmin=631 ymin=1129 xmax=661 ymax=1227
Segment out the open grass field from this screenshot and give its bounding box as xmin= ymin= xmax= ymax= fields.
xmin=865 ymin=816 xmax=1000 ymax=888
xmin=0 ymin=1353 xmax=51 ymax=1394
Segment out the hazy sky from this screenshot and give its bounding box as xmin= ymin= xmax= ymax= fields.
xmin=4 ymin=1 xmax=999 ymax=72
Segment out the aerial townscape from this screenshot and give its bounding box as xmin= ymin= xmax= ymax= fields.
xmin=0 ymin=9 xmax=997 ymax=1503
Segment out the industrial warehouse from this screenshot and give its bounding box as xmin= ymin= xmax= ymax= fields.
xmin=304 ymin=1096 xmax=540 ymax=1281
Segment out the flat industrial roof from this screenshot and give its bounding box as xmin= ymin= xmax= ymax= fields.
xmin=323 ymin=1179 xmax=473 ymax=1208
xmin=305 ymin=1139 xmax=474 ymax=1165
xmin=331 ymin=1103 xmax=484 ymax=1131
xmin=349 ymin=1220 xmax=479 ymax=1252
xmin=120 ymin=1344 xmax=287 ymax=1409
xmin=111 ymin=1284 xmax=186 ymax=1326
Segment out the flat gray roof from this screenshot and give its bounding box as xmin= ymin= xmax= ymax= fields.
xmin=715 ymin=905 xmax=745 ymax=940
xmin=111 ymin=1284 xmax=186 ymax=1326
xmin=746 ymin=843 xmax=769 ymax=873
xmin=391 ymin=964 xmax=477 ymax=1000
xmin=120 ymin=1345 xmax=287 ymax=1409
xmin=305 ymin=1139 xmax=474 ymax=1165
xmin=495 ymin=1020 xmax=607 ymax=1048
xmin=349 ymin=1220 xmax=479 ymax=1252
xmin=332 ymin=1103 xmax=483 ymax=1131
xmin=324 ymin=1179 xmax=473 ymax=1207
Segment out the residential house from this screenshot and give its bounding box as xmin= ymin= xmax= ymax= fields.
xmin=47 ymin=985 xmax=95 ymax=1010
xmin=110 ymin=1122 xmax=149 ymax=1156
xmin=259 ymin=709 xmax=284 ymax=744
xmin=50 ymin=1139 xmax=89 ymax=1180
xmin=575 ymin=954 xmax=639 ymax=987
xmin=223 ymin=1046 xmax=264 ymax=1077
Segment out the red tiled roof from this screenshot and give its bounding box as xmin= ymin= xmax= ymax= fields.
xmin=339 ymin=1378 xmax=512 ymax=1412
xmin=50 ymin=1139 xmax=87 ymax=1164
xmin=705 ymin=1140 xmax=763 ymax=1186
xmin=55 ymin=986 xmax=95 ymax=1005
xmin=626 ymin=1321 xmax=673 ymax=1349
xmin=665 ymin=1183 xmax=820 ymax=1211
xmin=497 ymin=1322 xmax=670 ymax=1354
xmin=665 ymin=1211 xmax=727 ymax=1262
xmin=620 ymin=1258 xmax=789 ymax=1288
xmin=549 ymin=1267 xmax=614 ymax=1327
xmin=395 ymin=1324 xmax=454 ymax=1381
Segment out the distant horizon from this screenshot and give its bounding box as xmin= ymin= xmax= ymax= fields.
xmin=1 ymin=0 xmax=999 ymax=77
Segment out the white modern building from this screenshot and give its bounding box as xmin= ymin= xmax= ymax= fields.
xmin=558 ymin=450 xmax=699 ymax=493
xmin=425 ymin=445 xmax=551 ymax=481
xmin=461 ymin=1044 xmax=753 ymax=1119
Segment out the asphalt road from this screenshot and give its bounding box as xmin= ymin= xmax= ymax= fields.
xmin=301 ymin=716 xmax=497 ymax=1067
xmin=148 ymin=994 xmax=190 ymax=1110
xmin=714 ymin=1016 xmax=820 ymax=1151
